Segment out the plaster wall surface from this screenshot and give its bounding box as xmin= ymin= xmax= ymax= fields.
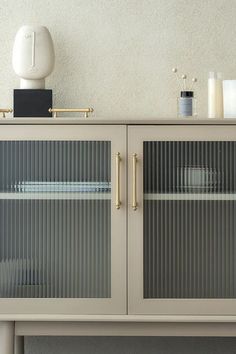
xmin=0 ymin=0 xmax=235 ymax=119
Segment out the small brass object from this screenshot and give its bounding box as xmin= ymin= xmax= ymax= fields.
xmin=48 ymin=108 xmax=94 ymax=118
xmin=0 ymin=109 xmax=13 ymax=118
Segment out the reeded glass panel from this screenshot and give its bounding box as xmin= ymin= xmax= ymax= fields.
xmin=0 ymin=141 xmax=111 ymax=298
xmin=144 ymin=141 xmax=236 ymax=299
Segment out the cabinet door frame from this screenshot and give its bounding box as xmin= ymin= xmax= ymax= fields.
xmin=0 ymin=124 xmax=127 ymax=315
xmin=128 ymin=125 xmax=236 ymax=315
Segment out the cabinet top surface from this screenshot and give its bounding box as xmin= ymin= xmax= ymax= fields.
xmin=1 ymin=118 xmax=236 ymax=125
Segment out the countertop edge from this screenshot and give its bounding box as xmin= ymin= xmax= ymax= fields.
xmin=1 ymin=118 xmax=236 ymax=125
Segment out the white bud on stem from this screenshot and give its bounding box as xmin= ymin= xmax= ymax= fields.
xmin=182 ymin=74 xmax=187 ymax=90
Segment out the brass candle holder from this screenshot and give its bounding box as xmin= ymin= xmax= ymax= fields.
xmin=0 ymin=109 xmax=13 ymax=118
xmin=48 ymin=108 xmax=94 ymax=118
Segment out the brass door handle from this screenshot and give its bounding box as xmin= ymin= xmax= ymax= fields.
xmin=115 ymin=152 xmax=121 ymax=209
xmin=132 ymin=153 xmax=138 ymax=210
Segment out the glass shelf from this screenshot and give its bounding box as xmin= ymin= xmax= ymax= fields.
xmin=13 ymin=181 xmax=111 ymax=193
xmin=144 ymin=193 xmax=236 ymax=201
xmin=0 ymin=181 xmax=112 ymax=200
xmin=0 ymin=192 xmax=111 ymax=200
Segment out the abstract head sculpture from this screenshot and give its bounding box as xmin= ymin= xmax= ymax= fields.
xmin=12 ymin=25 xmax=55 ymax=89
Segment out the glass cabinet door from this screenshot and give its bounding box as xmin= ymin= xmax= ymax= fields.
xmin=0 ymin=125 xmax=126 ymax=315
xmin=128 ymin=125 xmax=236 ymax=315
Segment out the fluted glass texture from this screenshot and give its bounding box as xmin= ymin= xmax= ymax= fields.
xmin=144 ymin=141 xmax=236 ymax=298
xmin=0 ymin=141 xmax=111 ymax=298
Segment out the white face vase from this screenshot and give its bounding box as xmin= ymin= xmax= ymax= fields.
xmin=12 ymin=25 xmax=55 ymax=89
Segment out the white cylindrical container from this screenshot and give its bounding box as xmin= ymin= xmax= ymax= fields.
xmin=208 ymin=72 xmax=223 ymax=119
xmin=223 ymin=80 xmax=236 ymax=118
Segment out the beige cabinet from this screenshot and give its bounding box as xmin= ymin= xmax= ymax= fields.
xmin=128 ymin=125 xmax=236 ymax=315
xmin=0 ymin=125 xmax=127 ymax=315
xmin=1 ymin=121 xmax=236 ymax=317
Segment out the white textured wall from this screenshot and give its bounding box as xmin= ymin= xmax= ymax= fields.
xmin=1 ymin=0 xmax=236 ymax=119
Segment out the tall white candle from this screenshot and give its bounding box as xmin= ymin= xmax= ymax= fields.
xmin=208 ymin=72 xmax=223 ymax=119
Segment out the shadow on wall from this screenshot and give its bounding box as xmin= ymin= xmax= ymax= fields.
xmin=26 ymin=336 xmax=236 ymax=354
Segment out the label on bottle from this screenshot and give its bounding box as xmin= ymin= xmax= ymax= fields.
xmin=179 ymin=97 xmax=193 ymax=117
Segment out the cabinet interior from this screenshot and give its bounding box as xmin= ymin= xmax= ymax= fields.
xmin=0 ymin=140 xmax=111 ymax=299
xmin=143 ymin=141 xmax=236 ymax=299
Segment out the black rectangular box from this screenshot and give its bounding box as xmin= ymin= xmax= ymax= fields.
xmin=14 ymin=89 xmax=52 ymax=117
